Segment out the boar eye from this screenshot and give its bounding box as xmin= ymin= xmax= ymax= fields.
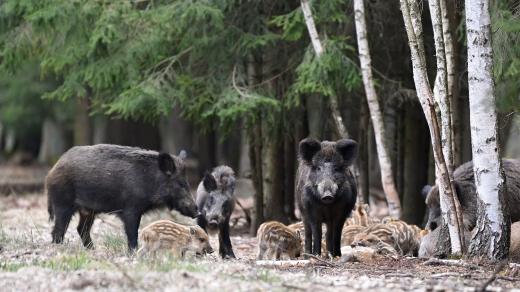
xmin=312 ymin=166 xmax=321 ymax=171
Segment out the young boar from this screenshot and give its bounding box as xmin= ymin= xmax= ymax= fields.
xmin=296 ymin=138 xmax=358 ymax=257
xmin=341 ymin=225 xmax=367 ymax=247
xmin=138 ymin=220 xmax=213 ymax=258
xmin=257 ymin=221 xmax=302 ymax=260
xmin=422 ymin=159 xmax=520 ymax=232
xmin=46 ymin=144 xmax=198 ymax=250
xmin=196 ymin=166 xmax=236 ymax=259
xmin=351 ymin=220 xmax=424 ymax=256
xmin=345 ymin=203 xmax=378 ymax=226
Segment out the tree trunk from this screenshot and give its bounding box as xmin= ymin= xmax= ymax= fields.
xmin=402 ymin=102 xmax=429 ymax=225
xmin=354 ymin=0 xmax=401 ymax=218
xmin=283 ymin=131 xmax=297 ymax=220
xmin=301 ymin=0 xmax=347 ymax=139
xmin=159 ymin=106 xmax=193 ymax=154
xmin=440 ymin=0 xmax=461 ymax=167
xmin=92 ymin=115 xmax=108 ymax=144
xmin=400 ymin=0 xmax=464 ymax=255
xmin=357 ymin=98 xmax=370 ymax=204
xmin=249 ymin=119 xmax=264 ymax=236
xmin=429 ymin=0 xmax=454 ymax=174
xmin=465 ymin=0 xmax=509 ymax=260
xmin=74 ymin=97 xmax=92 ymax=146
xmin=38 ymin=118 xmax=66 ymax=164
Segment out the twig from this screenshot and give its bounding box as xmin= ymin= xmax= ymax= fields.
xmin=255 ymin=260 xmax=310 ymax=267
xmin=281 ymin=283 xmax=307 ymax=290
xmin=422 ymin=258 xmax=479 ymax=270
xmin=430 ymin=272 xmax=461 ymax=278
xmin=385 ymin=273 xmax=414 ymax=278
xmin=497 ymin=276 xmax=519 ymax=282
xmin=302 ymin=253 xmax=338 ymax=267
xmin=478 ymin=261 xmax=507 ymax=292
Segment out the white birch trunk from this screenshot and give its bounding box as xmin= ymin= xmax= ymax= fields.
xmin=429 ymin=0 xmax=453 ymax=174
xmin=439 ymin=0 xmax=458 ymax=166
xmin=300 ymin=0 xmax=347 ymax=139
xmin=465 ymin=0 xmax=509 ymax=260
xmin=400 ymin=0 xmax=464 ymax=254
xmin=354 ymin=0 xmax=401 ymax=218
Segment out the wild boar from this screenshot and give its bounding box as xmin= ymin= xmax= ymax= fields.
xmin=341 ymin=225 xmax=367 ymax=247
xmin=296 ymin=138 xmax=358 ymax=257
xmin=46 ymin=144 xmax=198 ymax=250
xmin=345 ymin=203 xmax=378 ymax=226
xmin=257 ymin=221 xmax=302 ymax=260
xmin=423 ymin=159 xmax=520 ymax=232
xmin=351 ymin=220 xmax=425 ymax=256
xmin=419 ymin=221 xmax=520 ymax=261
xmin=196 ymin=166 xmax=236 ymax=259
xmin=138 ymin=220 xmax=213 ymax=258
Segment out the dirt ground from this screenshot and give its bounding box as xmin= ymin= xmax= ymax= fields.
xmin=1 ymin=194 xmax=519 ymax=291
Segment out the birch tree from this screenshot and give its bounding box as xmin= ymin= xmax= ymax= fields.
xmin=465 ymin=0 xmax=509 ymax=260
xmin=300 ymin=0 xmax=347 ymax=139
xmin=400 ymin=0 xmax=465 ymax=254
xmin=353 ymin=0 xmax=401 ymax=218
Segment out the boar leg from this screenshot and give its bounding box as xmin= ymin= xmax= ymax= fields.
xmin=218 ymin=221 xmax=236 ymax=259
xmin=51 ymin=207 xmax=75 ymax=244
xmin=303 ymin=220 xmax=313 ymax=255
xmin=121 ymin=213 xmax=142 ymax=251
xmin=332 ymin=215 xmax=348 ymax=257
xmin=325 ymin=221 xmax=334 ymax=256
xmin=77 ymin=210 xmax=95 ymax=249
xmin=311 ymin=220 xmax=323 ymax=256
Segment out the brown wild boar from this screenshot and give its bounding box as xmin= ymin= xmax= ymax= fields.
xmin=257 ymin=221 xmax=302 ymax=260
xmin=351 ymin=220 xmax=424 ymax=256
xmin=138 ymin=220 xmax=213 ymax=258
xmin=341 ymin=225 xmax=367 ymax=247
xmin=345 ymin=203 xmax=378 ymax=226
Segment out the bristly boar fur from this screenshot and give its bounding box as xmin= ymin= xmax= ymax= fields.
xmin=138 ymin=220 xmax=213 ymax=258
xmin=351 ymin=220 xmax=425 ymax=256
xmin=196 ymin=165 xmax=236 ymax=259
xmin=46 ymin=144 xmax=198 ymax=251
xmin=257 ymin=221 xmax=302 ymax=260
xmin=296 ymin=138 xmax=358 ymax=257
xmin=423 ymin=159 xmax=520 ymax=232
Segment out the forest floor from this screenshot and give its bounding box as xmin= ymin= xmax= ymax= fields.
xmin=1 ymin=194 xmax=520 ymax=291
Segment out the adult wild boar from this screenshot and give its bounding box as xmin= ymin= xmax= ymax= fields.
xmin=296 ymin=138 xmax=358 ymax=257
xmin=46 ymin=144 xmax=198 ymax=250
xmin=196 ymin=165 xmax=236 ymax=259
xmin=422 ymin=159 xmax=520 ymax=232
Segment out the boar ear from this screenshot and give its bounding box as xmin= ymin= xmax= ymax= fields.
xmin=158 ymin=153 xmax=176 ymax=175
xmin=189 ymin=226 xmax=196 ymax=235
xmin=421 ymin=185 xmax=433 ymax=201
xmin=336 ymin=139 xmax=358 ymax=166
xmin=299 ymin=138 xmax=321 ymax=163
xmin=179 ymin=150 xmax=187 ymax=160
xmin=296 ymin=230 xmax=301 ymax=240
xmin=203 ymin=172 xmax=218 ymax=191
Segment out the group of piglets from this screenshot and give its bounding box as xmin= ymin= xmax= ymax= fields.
xmin=46 ymin=144 xmax=236 ymax=259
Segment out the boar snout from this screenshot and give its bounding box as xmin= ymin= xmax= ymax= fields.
xmin=208 ymin=218 xmax=219 ymax=229
xmin=428 ymin=221 xmax=438 ymax=231
xmin=205 ymin=245 xmax=214 ymax=254
xmin=178 ymin=200 xmax=198 ymax=218
xmin=317 ymin=180 xmax=338 ymax=204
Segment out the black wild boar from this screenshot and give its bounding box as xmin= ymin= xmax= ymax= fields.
xmin=296 ymin=138 xmax=358 ymax=257
xmin=196 ymin=165 xmax=236 ymax=259
xmin=423 ymin=159 xmax=520 ymax=232
xmin=46 ymin=144 xmax=198 ymax=251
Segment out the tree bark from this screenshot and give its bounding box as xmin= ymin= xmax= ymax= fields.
xmin=357 ymin=98 xmax=370 ymax=204
xmin=300 ymin=0 xmax=348 ymax=139
xmin=74 ymin=97 xmax=92 ymax=146
xmin=354 ymin=0 xmax=401 ymax=218
xmin=429 ymin=0 xmax=454 ymax=174
xmin=465 ymin=0 xmax=509 ymax=260
xmin=400 ymin=0 xmax=464 ymax=255
xmin=38 ymin=118 xmax=66 ymax=164
xmin=402 ymin=102 xmax=429 ymax=225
